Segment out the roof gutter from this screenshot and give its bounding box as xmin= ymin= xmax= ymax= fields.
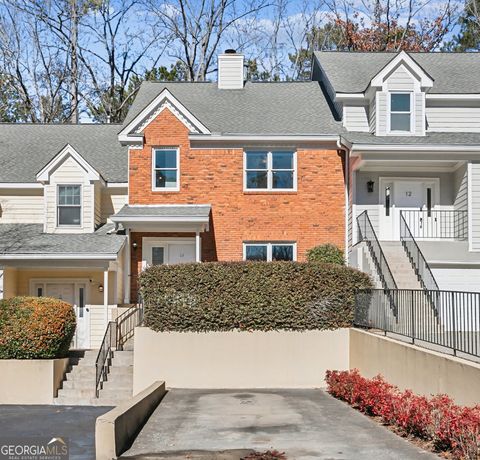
xmin=0 ymin=253 xmax=120 ymax=260
xmin=110 ymin=216 xmax=210 ymax=224
xmin=189 ymin=134 xmax=340 ymax=142
xmin=350 ymin=144 xmax=480 ymax=152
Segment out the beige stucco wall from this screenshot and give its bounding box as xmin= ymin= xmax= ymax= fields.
xmin=2 ymin=267 xmax=18 ymax=298
xmin=350 ymin=329 xmax=480 ymax=406
xmin=133 ymin=328 xmax=350 ymax=394
xmin=0 ymin=358 xmax=69 ymax=404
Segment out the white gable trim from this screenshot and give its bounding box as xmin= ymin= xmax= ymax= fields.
xmin=371 ymin=51 xmax=434 ymax=89
xmin=36 ymin=144 xmax=101 ymax=183
xmin=118 ymin=89 xmax=211 ymax=144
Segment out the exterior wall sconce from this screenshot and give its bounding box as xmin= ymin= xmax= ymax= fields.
xmin=132 ymin=241 xmax=138 ymax=250
xmin=89 ymin=279 xmax=104 ymax=293
xmin=367 ymin=180 xmax=375 ymax=193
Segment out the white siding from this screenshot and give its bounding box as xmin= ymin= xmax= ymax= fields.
xmin=0 ymin=189 xmax=44 ymax=223
xmin=414 ymin=92 xmax=425 ymax=136
xmin=454 ymin=164 xmax=468 ymax=212
xmin=94 ymin=182 xmax=102 ymax=228
xmin=376 ymin=92 xmax=388 ymax=136
xmin=217 ymin=54 xmax=244 ymax=89
xmin=45 ymin=155 xmax=95 ymax=233
xmin=427 ymin=102 xmax=480 ymax=133
xmin=369 ymin=97 xmax=376 ymax=133
xmin=101 ymin=188 xmax=128 ymax=222
xmin=343 ymin=104 xmax=369 ymax=132
xmin=384 ymin=65 xmax=417 ymax=91
xmin=470 ymin=162 xmax=480 ymax=251
xmin=432 ymin=268 xmax=480 ymax=292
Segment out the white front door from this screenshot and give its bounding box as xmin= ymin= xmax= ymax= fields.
xmin=379 ymin=178 xmax=438 ymax=240
xmin=34 ymin=282 xmax=90 ymax=349
xmin=142 ymin=238 xmax=196 ymax=269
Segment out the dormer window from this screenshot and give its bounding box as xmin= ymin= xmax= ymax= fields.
xmin=389 ymin=93 xmax=412 ymax=133
xmin=57 ymin=185 xmax=81 ymax=226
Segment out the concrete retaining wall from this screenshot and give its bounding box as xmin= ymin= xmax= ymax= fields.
xmin=96 ymin=381 xmax=166 ymax=460
xmin=133 ymin=328 xmax=350 ymax=394
xmin=0 ymin=358 xmax=69 ymax=404
xmin=350 ymin=329 xmax=480 ymax=406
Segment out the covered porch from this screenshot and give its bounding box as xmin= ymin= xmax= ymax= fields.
xmin=351 ymin=156 xmax=470 ymax=245
xmin=0 ymin=223 xmax=126 ymax=349
xmin=110 ymin=204 xmax=211 ymax=303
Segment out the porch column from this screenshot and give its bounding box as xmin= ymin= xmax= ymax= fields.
xmin=0 ymin=268 xmax=3 ymax=300
xmin=195 ymin=231 xmax=201 ymax=262
xmin=103 ymin=270 xmax=109 ymax=323
xmin=124 ymin=229 xmax=131 ymax=304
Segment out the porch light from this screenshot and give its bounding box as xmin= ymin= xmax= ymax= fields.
xmin=98 ymin=284 xmax=104 ymax=293
xmin=367 ymin=180 xmax=375 ymax=193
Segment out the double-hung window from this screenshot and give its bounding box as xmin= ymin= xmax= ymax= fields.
xmin=57 ymin=185 xmax=81 ymax=226
xmin=244 ymin=151 xmax=296 ymax=191
xmin=244 ymin=242 xmax=296 ymax=261
xmin=389 ymin=93 xmax=412 ymax=132
xmin=152 ymin=147 xmax=179 ymax=191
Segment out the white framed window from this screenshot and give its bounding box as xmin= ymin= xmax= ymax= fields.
xmin=389 ymin=93 xmax=412 ymax=133
xmin=244 ymin=151 xmax=296 ymax=191
xmin=243 ymin=242 xmax=297 ymax=261
xmin=152 ymin=147 xmax=180 ymax=191
xmin=57 ymin=184 xmax=81 ymax=226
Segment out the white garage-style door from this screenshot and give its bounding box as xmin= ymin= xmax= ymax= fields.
xmin=32 ymin=280 xmax=90 ymax=349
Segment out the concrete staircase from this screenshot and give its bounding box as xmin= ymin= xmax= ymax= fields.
xmin=380 ymin=241 xmax=422 ymax=289
xmin=54 ymin=349 xmax=134 ymax=406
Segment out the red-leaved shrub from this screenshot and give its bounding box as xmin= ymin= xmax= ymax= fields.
xmin=325 ymin=370 xmax=480 ymax=460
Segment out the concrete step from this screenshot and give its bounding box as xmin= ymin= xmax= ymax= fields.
xmin=61 ymin=379 xmax=95 ymax=390
xmin=98 ymin=388 xmax=132 ymax=400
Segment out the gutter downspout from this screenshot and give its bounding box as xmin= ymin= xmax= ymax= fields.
xmin=337 ymin=136 xmax=351 ymax=265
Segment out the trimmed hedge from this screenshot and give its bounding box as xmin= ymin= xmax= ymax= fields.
xmin=0 ymin=297 xmax=76 ymax=359
xmin=306 ymin=244 xmax=344 ymax=265
xmin=140 ymin=261 xmax=372 ymax=332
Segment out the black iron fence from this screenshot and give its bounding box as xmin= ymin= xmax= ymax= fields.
xmin=400 ymin=210 xmax=468 ymax=240
xmin=355 ymin=289 xmax=480 ymax=359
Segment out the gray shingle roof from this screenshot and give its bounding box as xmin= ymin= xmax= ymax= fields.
xmin=122 ymin=81 xmax=342 ymax=135
xmin=113 ymin=205 xmax=211 ymax=218
xmin=344 ymin=131 xmax=480 ymax=145
xmin=314 ymin=52 xmax=480 ymax=94
xmin=0 ymin=124 xmax=128 ymax=183
xmin=0 ymin=223 xmax=125 ymax=255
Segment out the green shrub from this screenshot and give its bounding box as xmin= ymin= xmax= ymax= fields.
xmin=0 ymin=297 xmax=76 ymax=359
xmin=306 ymin=244 xmax=344 ymax=265
xmin=140 ymin=261 xmax=372 ymax=332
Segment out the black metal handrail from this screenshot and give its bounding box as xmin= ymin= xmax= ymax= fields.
xmin=116 ymin=303 xmax=144 ymax=351
xmin=401 ymin=210 xmax=468 ymax=240
xmin=355 ymin=289 xmax=480 ymax=360
xmin=94 ymin=303 xmax=144 ymax=398
xmin=400 ymin=211 xmax=439 ymax=293
xmin=357 ymin=211 xmax=398 ymax=291
xmin=94 ymin=321 xmax=116 ymax=398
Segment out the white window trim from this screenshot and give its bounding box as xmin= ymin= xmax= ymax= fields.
xmin=56 ymin=184 xmax=82 ymax=228
xmin=152 ymin=147 xmax=180 ymax=192
xmin=387 ymin=92 xmax=414 ymax=135
xmin=243 ymin=150 xmax=297 ymax=192
xmin=243 ymin=242 xmax=297 ymax=262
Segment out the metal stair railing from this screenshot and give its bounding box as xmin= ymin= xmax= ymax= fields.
xmin=357 ymin=211 xmax=398 ymax=315
xmin=399 ymin=211 xmax=440 ymax=316
xmin=94 ymin=302 xmax=144 ymax=398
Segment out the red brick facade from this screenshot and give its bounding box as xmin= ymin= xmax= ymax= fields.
xmin=128 ymin=108 xmax=346 ymax=299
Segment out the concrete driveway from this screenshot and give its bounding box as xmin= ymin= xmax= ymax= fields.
xmin=0 ymin=405 xmax=112 ymax=460
xmin=122 ymin=389 xmax=438 ymax=460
